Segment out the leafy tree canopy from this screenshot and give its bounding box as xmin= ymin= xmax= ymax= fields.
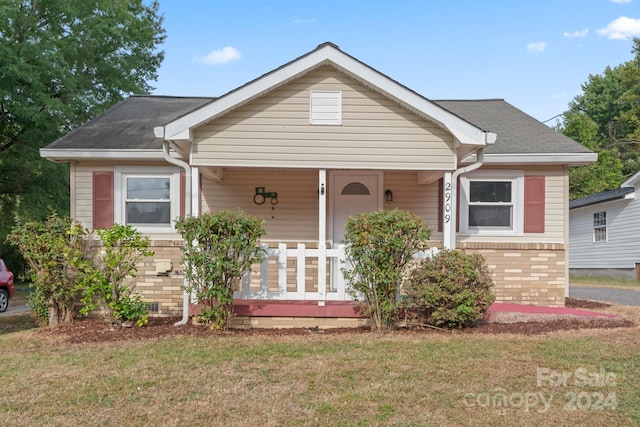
xmin=562 ymin=38 xmax=640 ymax=199
xmin=0 ymin=0 xmax=166 ymax=273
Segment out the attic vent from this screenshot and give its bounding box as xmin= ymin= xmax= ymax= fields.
xmin=341 ymin=182 xmax=370 ymax=195
xmin=310 ymin=91 xmax=342 ymax=125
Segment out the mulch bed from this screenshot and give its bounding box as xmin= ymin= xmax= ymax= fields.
xmin=33 ymin=298 xmax=636 ymax=344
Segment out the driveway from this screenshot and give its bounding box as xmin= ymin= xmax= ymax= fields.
xmin=569 ymin=285 xmax=640 ymax=307
xmin=0 ymin=303 xmax=31 ymax=317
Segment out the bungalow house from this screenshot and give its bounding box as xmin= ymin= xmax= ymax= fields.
xmin=41 ymin=42 xmax=596 ymax=327
xmin=569 ymin=171 xmax=640 ymax=280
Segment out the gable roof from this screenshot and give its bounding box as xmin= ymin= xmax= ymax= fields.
xmin=41 ymin=95 xmax=594 ymax=166
xmin=153 ymin=42 xmax=496 ymax=148
xmin=434 ymin=99 xmax=595 ymax=165
xmin=40 ymin=43 xmax=595 ymax=166
xmin=570 ymin=168 xmax=640 ymax=210
xmin=41 ymin=96 xmax=214 ymax=160
xmin=569 ymin=187 xmax=635 ymax=209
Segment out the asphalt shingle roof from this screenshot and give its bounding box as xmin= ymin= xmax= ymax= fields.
xmin=45 ymin=96 xmax=215 ymax=150
xmin=44 ymin=96 xmax=591 ymax=157
xmin=569 ymin=187 xmax=635 ymax=209
xmin=433 ymin=99 xmax=592 ymax=155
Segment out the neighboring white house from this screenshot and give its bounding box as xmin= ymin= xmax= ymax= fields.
xmin=569 ymin=171 xmax=640 ymax=280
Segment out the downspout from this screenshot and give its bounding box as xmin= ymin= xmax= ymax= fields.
xmin=161 ymin=140 xmax=192 ymax=326
xmin=449 ymin=146 xmax=486 ymax=250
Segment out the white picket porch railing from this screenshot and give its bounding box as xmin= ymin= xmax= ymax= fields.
xmin=232 ymin=243 xmax=440 ymax=305
xmin=233 ymin=243 xmax=348 ymax=303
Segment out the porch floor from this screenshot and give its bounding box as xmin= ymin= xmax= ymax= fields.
xmin=188 ymin=300 xmax=362 ymax=318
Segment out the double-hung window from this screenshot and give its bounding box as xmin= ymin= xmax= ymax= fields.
xmin=593 ymin=212 xmax=607 ymax=242
xmin=460 ymin=171 xmax=524 ymax=235
xmin=114 ymin=167 xmax=180 ymax=233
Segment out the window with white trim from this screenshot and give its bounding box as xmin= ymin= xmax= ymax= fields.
xmin=460 ymin=170 xmax=524 ymax=235
xmin=310 ymin=90 xmax=342 ymax=125
xmin=593 ymin=211 xmax=607 ymax=242
xmin=114 ymin=167 xmax=180 ymax=233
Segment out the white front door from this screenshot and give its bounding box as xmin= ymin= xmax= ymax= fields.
xmin=332 ymin=173 xmax=381 ymax=244
xmin=330 ymin=172 xmax=382 ymax=290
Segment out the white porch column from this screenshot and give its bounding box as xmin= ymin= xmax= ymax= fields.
xmin=318 ymin=169 xmax=327 ymax=306
xmin=442 ymin=171 xmax=454 ymax=249
xmin=191 ymin=167 xmax=200 ymax=217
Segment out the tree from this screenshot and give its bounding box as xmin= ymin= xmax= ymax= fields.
xmin=562 ymin=38 xmax=640 ymax=198
xmin=0 ymin=0 xmax=166 ymax=273
xmin=563 ymin=112 xmax=625 ymax=199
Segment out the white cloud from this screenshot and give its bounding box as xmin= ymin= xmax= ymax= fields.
xmin=597 ymin=16 xmax=640 ymax=39
xmin=194 ymin=46 xmax=242 ymax=65
xmin=563 ymin=28 xmax=589 ymax=38
xmin=526 ymin=42 xmax=547 ymax=53
xmin=610 ymin=0 xmax=631 ymax=4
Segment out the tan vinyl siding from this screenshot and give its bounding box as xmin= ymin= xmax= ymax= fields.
xmin=382 ymin=171 xmax=440 ymax=236
xmin=202 ymin=169 xmax=443 ymax=242
xmin=192 ymin=67 xmax=454 ymax=170
xmin=201 ymin=169 xmax=319 ymax=241
xmin=458 ymin=166 xmax=567 ymax=244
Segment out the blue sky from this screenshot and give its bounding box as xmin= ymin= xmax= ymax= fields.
xmin=152 ymin=0 xmax=640 ymax=123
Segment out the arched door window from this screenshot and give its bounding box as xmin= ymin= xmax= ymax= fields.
xmin=341 ymin=182 xmax=370 ymax=195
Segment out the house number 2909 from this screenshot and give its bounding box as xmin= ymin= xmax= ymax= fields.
xmin=444 ymin=182 xmax=451 ymax=224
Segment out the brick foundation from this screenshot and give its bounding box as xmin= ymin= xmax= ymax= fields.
xmin=135 ymin=240 xmax=185 ymax=317
xmin=458 ymin=242 xmax=566 ymax=307
xmin=133 ymin=240 xmax=567 ymax=321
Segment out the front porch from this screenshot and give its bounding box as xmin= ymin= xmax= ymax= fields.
xmin=184 ymin=241 xmax=437 ymax=322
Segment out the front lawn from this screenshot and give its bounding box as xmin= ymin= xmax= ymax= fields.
xmin=0 ymin=315 xmax=638 ymax=426
xmin=570 ymin=275 xmax=640 ymax=288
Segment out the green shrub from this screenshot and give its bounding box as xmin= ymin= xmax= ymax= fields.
xmin=343 ymin=208 xmax=431 ymax=332
xmin=405 ymin=249 xmax=495 ymax=328
xmin=176 ymin=211 xmax=266 ymax=330
xmin=79 ymin=224 xmax=153 ymax=328
xmin=8 ymin=213 xmax=94 ymax=326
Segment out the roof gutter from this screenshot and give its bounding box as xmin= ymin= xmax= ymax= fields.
xmin=161 ymin=140 xmax=192 ymax=326
xmin=448 ymin=145 xmax=486 ymax=250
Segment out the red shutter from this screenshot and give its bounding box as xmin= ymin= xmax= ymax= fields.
xmin=524 ymin=176 xmax=545 ymax=233
xmin=180 ymin=171 xmax=186 ymax=218
xmin=93 ymin=171 xmax=114 ymax=229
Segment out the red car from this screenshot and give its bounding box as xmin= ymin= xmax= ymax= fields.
xmin=0 ymin=258 xmax=15 ymax=313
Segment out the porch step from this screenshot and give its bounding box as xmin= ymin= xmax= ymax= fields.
xmin=189 ymin=300 xmax=362 ymax=318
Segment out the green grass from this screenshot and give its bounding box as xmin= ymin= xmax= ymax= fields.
xmin=570 ymin=275 xmax=640 ymax=288
xmin=0 ymin=320 xmax=638 ymax=426
xmin=0 ymin=313 xmax=39 ymax=335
